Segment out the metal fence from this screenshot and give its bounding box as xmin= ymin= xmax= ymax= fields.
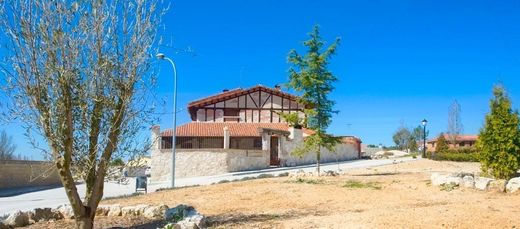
xmin=161 ymin=136 xmax=262 ymax=150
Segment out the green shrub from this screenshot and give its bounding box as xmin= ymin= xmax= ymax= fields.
xmin=427 ymin=147 xmax=479 ymax=162
xmin=277 ymin=172 xmax=290 ymax=177
xmin=257 ymin=173 xmax=275 ymax=179
xmin=342 ymin=180 xmax=382 ymax=190
xmin=217 ymin=179 xmax=230 ymax=184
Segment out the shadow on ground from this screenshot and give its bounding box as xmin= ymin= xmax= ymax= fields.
xmin=205 ymin=210 xmax=327 ymax=227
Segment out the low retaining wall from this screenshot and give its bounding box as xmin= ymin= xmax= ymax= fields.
xmin=151 ymin=149 xmax=269 ymax=182
xmin=0 ymin=160 xmax=61 ymax=190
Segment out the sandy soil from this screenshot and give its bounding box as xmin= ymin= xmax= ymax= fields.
xmin=26 ymin=159 xmax=520 ymax=228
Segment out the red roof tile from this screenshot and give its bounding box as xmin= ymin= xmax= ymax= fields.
xmin=162 ymin=122 xmax=310 ymax=137
xmin=427 ymin=134 xmax=478 ymax=143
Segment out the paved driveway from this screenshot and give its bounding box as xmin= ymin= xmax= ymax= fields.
xmin=0 ymin=157 xmax=416 ymax=215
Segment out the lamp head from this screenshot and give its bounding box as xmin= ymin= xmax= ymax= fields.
xmin=422 ymin=119 xmax=428 ymax=126
xmin=156 ymin=53 xmax=166 ymax=60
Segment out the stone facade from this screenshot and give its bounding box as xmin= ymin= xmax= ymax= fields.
xmin=280 ymin=127 xmax=359 ymax=166
xmin=151 ymin=126 xmax=360 ymax=182
xmin=151 ymin=149 xmax=269 ymax=182
xmin=0 ymin=160 xmax=61 ymax=190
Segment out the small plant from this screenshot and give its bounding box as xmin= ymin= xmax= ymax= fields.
xmin=343 ymin=180 xmax=382 ymax=190
xmin=292 ymin=178 xmax=325 ymax=185
xmin=278 ymin=172 xmax=290 ymax=177
xmin=102 ymin=192 xmax=143 ymax=200
xmin=257 ymin=173 xmax=275 ymax=179
xmin=240 ymin=176 xmax=255 ymax=181
xmin=217 ymin=179 xmax=230 ymax=184
xmin=440 ymin=183 xmax=458 ymax=192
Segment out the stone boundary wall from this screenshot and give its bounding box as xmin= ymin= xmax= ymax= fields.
xmin=151 ymin=149 xmax=269 ymax=182
xmin=0 ymin=160 xmax=61 ymax=189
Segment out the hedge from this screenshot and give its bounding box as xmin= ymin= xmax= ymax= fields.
xmin=427 ymin=147 xmax=479 ymax=162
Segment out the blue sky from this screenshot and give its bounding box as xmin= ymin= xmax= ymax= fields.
xmin=4 ymin=0 xmax=520 ymax=159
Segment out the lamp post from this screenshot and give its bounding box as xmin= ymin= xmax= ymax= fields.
xmin=156 ymin=53 xmax=177 ymax=188
xmin=421 ymin=119 xmax=428 ymax=158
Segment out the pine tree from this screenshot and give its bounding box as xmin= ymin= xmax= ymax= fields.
xmin=435 ymin=133 xmax=449 ymax=153
xmin=477 ymin=85 xmax=520 ymax=179
xmin=287 ymin=25 xmax=341 ymax=174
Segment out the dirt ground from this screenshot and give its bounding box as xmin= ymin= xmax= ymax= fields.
xmin=27 ymin=159 xmax=520 ymax=228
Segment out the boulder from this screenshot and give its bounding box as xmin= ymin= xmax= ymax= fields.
xmin=451 ymin=172 xmax=474 ymax=178
xmin=489 ymin=179 xmax=507 ymax=192
xmin=164 ymin=204 xmax=206 ymax=228
xmin=143 ymin=205 xmax=169 ymax=219
xmin=134 ymin=204 xmax=149 ymax=215
xmin=95 ymin=205 xmax=112 ymax=216
xmin=28 ymin=208 xmax=63 ymax=222
xmin=462 ymin=175 xmax=475 ymax=189
xmin=475 ymin=177 xmax=494 ymax=191
xmin=5 ymin=211 xmax=30 ymax=227
xmin=506 ymin=177 xmax=520 ymax=193
xmin=107 ymin=205 xmax=122 ymax=217
xmin=57 ymin=205 xmax=75 ymax=219
xmin=121 ymin=206 xmax=139 ymax=217
xmin=431 ymin=173 xmax=448 ymax=186
xmin=165 ymin=204 xmax=192 ymax=221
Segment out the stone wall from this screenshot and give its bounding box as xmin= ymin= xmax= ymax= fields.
xmin=151 ymin=149 xmax=269 ymax=182
xmin=0 ymin=160 xmax=61 ymax=189
xmin=279 ymin=127 xmax=360 ymax=166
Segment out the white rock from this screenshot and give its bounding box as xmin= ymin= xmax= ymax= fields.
xmin=57 ymin=205 xmax=75 ymax=219
xmin=143 ymin=205 xmax=169 ymax=219
xmin=489 ymin=180 xmax=507 ymax=192
xmin=475 ymin=177 xmax=494 ymax=191
xmin=107 ymin=204 xmax=122 ymax=217
xmin=431 ymin=173 xmax=448 ymax=186
xmin=134 ymin=204 xmax=149 ymax=215
xmin=506 ymin=177 xmax=520 ymax=193
xmin=5 ymin=211 xmax=30 ymax=227
xmin=28 ymin=208 xmax=63 ymax=222
xmin=95 ymin=205 xmax=111 ymax=216
xmin=121 ymin=206 xmax=139 ymax=217
xmin=462 ymin=176 xmax=475 ymax=188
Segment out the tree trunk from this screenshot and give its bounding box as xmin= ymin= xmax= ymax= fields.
xmin=317 ymin=147 xmax=321 ymax=176
xmin=75 ymin=214 xmax=94 ymax=229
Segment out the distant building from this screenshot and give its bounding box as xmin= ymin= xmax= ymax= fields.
xmin=151 ymin=85 xmax=362 ymax=181
xmin=426 ymin=134 xmax=478 ymax=152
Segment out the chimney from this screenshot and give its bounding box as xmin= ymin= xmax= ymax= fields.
xmin=274 ymin=84 xmax=281 ymax=91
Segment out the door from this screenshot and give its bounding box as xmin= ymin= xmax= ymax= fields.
xmin=270 ymin=136 xmax=279 ymax=166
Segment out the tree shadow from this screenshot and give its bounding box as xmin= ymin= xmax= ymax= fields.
xmin=351 ymin=172 xmax=400 ymax=176
xmin=205 ymin=210 xmax=326 ymax=227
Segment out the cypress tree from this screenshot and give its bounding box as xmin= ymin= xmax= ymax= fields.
xmin=286 ymin=25 xmax=341 ymax=174
xmin=477 ymin=85 xmax=520 ymax=179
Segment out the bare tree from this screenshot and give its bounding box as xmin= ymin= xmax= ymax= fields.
xmin=447 ymin=100 xmax=463 ymax=146
xmin=0 ymin=1 xmax=165 ymax=228
xmin=0 ymin=130 xmax=17 ymax=160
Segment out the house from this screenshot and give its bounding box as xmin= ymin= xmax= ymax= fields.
xmin=150 ymin=85 xmax=362 ymax=182
xmin=426 ymin=134 xmax=478 ymax=152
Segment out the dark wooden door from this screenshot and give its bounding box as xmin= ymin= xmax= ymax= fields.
xmin=270 ymin=136 xmax=279 ymax=166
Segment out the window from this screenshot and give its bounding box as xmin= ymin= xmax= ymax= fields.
xmin=161 ymin=137 xmax=224 ymax=149
xmin=230 ymin=137 xmax=262 ymax=150
xmin=224 ymin=109 xmax=240 ymax=122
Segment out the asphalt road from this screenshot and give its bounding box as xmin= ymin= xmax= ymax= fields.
xmin=0 ymin=157 xmax=416 ymax=215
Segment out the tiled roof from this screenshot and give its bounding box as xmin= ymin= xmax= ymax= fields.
xmin=427 ymin=134 xmax=478 ymax=143
xmin=187 ymin=85 xmax=298 ymax=108
xmin=161 ymin=122 xmax=314 ymax=137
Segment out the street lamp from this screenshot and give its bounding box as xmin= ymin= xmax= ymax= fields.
xmin=156 ymin=53 xmax=177 ymax=188
xmin=421 ymin=119 xmax=428 ymax=158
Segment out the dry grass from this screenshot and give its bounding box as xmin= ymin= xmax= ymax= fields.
xmin=26 ymin=159 xmax=520 ymax=228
